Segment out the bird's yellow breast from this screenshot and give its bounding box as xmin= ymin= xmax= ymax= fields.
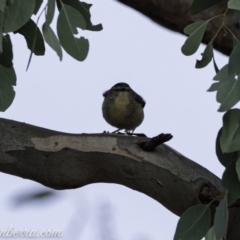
xmin=102 ymin=92 xmax=144 ymax=130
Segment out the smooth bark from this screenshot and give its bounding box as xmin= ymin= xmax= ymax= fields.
xmin=1 ymin=118 xmax=240 ymax=238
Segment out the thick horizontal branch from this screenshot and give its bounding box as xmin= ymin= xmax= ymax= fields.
xmin=2 ymin=118 xmax=240 ymax=238
xmin=116 ymin=0 xmax=240 ymax=55
xmin=0 ymin=117 xmax=222 ymax=217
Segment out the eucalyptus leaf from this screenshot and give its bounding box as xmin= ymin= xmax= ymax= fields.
xmin=181 ymin=21 xmax=208 ymax=56
xmin=58 ymin=0 xmax=103 ymax=31
xmin=213 ymin=65 xmax=228 ymax=81
xmin=214 ymin=193 xmax=228 ymax=240
xmin=216 ymin=78 xmax=235 ymax=103
xmin=45 ymin=0 xmax=55 ymax=25
xmin=229 ymin=44 xmax=240 ymax=78
xmin=4 ymin=0 xmax=36 ymax=32
xmin=42 ymin=23 xmax=62 ymax=60
xmin=189 ymin=0 xmax=223 ymax=15
xmin=16 ymin=19 xmax=45 ymax=56
xmin=216 ymin=128 xmax=236 ymax=167
xmin=0 ymin=64 xmax=16 ymax=112
xmin=34 ymin=0 xmax=43 ymax=15
xmin=0 ymin=0 xmax=6 ymax=12
xmin=222 ymin=159 xmax=240 ymax=205
xmin=207 ymin=82 xmax=220 ymax=92
xmin=174 ymin=204 xmax=210 ymax=240
xmin=228 ymin=0 xmax=240 ymax=10
xmin=196 ymin=42 xmax=213 ymax=68
xmin=0 ymin=34 xmax=13 ymax=68
xmin=220 ymin=109 xmax=240 ymax=153
xmin=184 ymin=21 xmax=208 ymax=35
xmin=205 ymin=226 xmax=216 ymax=240
xmin=218 ymin=76 xmax=240 ymax=112
xmin=57 ymin=4 xmax=89 ymax=61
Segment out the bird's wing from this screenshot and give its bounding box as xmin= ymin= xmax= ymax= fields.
xmin=135 ymin=93 xmax=146 ymax=108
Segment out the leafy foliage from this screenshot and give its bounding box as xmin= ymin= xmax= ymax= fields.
xmin=214 ymin=193 xmax=228 ymax=240
xmin=182 ymin=21 xmax=209 ymax=56
xmin=0 ymin=0 xmax=102 ymax=111
xmin=174 ymin=204 xmax=211 ymax=240
xmin=179 ymin=1 xmax=240 ymax=239
xmin=57 ymin=3 xmax=88 ymax=61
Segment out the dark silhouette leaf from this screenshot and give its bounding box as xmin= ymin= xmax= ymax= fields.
xmin=0 ymin=63 xmax=16 ymax=112
xmin=16 ymin=19 xmax=45 ymax=55
xmin=0 ymin=34 xmax=13 ymax=67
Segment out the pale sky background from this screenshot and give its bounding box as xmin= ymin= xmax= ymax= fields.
xmin=0 ymin=0 xmax=231 ymax=239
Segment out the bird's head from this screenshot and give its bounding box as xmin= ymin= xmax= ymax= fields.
xmin=103 ymin=82 xmax=132 ymax=97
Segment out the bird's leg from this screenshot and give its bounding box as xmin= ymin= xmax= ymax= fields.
xmin=125 ymin=130 xmax=134 ymax=135
xmin=112 ymin=129 xmax=124 ymax=134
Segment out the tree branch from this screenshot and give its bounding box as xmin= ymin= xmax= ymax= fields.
xmin=1 ymin=117 xmax=240 ymax=238
xmin=116 ymin=0 xmax=240 ymax=55
xmin=0 ymin=117 xmax=221 ymax=216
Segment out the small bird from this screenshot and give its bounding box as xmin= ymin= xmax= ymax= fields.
xmin=102 ymin=82 xmax=145 ymax=134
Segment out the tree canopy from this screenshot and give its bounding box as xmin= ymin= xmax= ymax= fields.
xmin=1 ymin=0 xmax=240 ymax=239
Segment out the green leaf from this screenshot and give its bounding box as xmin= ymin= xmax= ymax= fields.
xmin=42 ymin=23 xmax=62 ymax=60
xmin=207 ymin=82 xmax=220 ymax=92
xmin=45 ymin=0 xmax=55 ymax=25
xmin=0 ymin=34 xmax=13 ymax=68
xmin=3 ymin=0 xmax=36 ymax=32
xmin=228 ymin=0 xmax=240 ymax=10
xmin=218 ymin=48 xmax=240 ymax=113
xmin=34 ymin=0 xmax=43 ymax=15
xmin=205 ymin=226 xmax=216 ymax=240
xmin=174 ymin=204 xmax=210 ymax=240
xmin=213 ymin=65 xmax=228 ymax=81
xmin=217 ymin=76 xmax=240 ymax=112
xmin=16 ymin=19 xmax=45 ymax=56
xmin=214 ymin=193 xmax=228 ymax=240
xmin=189 ymin=0 xmax=223 ymax=15
xmin=58 ymin=0 xmax=103 ymax=31
xmin=229 ymin=44 xmax=240 ymax=78
xmin=57 ymin=4 xmax=89 ymax=61
xmin=221 ymin=109 xmax=240 ymax=153
xmin=216 ymin=128 xmax=236 ymax=167
xmin=222 ymin=159 xmax=240 ymax=205
xmin=181 ymin=21 xmax=208 ymax=56
xmin=236 ymin=157 xmax=240 ymax=182
xmin=0 ymin=64 xmax=16 ymax=111
xmin=184 ymin=21 xmax=208 ymax=35
xmin=196 ymin=42 xmax=213 ymax=68
xmin=0 ymin=0 xmax=6 ymax=12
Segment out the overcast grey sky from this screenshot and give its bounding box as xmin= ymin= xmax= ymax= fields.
xmin=0 ymin=0 xmax=231 ymax=239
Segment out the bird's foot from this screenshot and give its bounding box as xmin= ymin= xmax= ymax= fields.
xmin=125 ymin=130 xmax=146 ymax=137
